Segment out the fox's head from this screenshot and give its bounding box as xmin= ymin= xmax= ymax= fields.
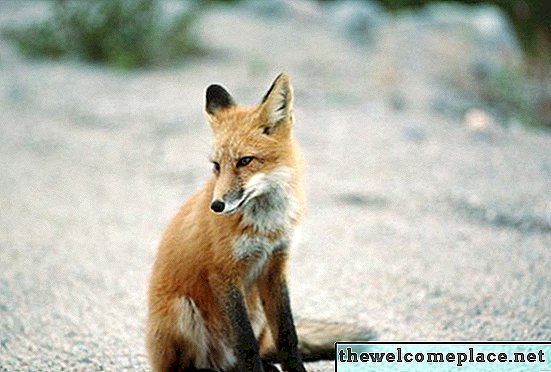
xmin=204 ymin=73 xmax=300 ymax=216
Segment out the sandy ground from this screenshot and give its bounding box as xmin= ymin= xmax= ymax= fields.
xmin=0 ymin=2 xmax=550 ymax=371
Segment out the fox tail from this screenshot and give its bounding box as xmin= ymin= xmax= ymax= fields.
xmin=261 ymin=319 xmax=375 ymax=362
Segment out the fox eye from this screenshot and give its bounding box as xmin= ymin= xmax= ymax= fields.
xmin=236 ymin=156 xmax=254 ymax=168
xmin=212 ymin=161 xmax=220 ymax=173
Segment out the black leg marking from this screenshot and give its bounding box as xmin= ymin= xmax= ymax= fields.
xmin=226 ymin=287 xmax=265 ymax=372
xmin=276 ymin=281 xmax=306 ymax=372
xmin=262 ymin=360 xmax=280 ymax=372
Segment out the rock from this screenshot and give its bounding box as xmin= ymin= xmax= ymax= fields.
xmin=385 ymin=2 xmax=527 ymax=124
xmin=242 ymin=0 xmax=291 ymax=18
xmin=389 ymin=91 xmax=407 ymax=111
xmin=403 ymin=125 xmax=426 ymax=142
xmin=464 ymin=108 xmax=497 ymax=132
xmin=325 ymin=0 xmax=386 ymax=43
xmin=424 ymin=3 xmax=521 ymax=61
xmin=245 ymin=0 xmax=321 ymax=20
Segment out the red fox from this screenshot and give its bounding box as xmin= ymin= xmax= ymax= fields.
xmin=146 ymin=73 xmax=370 ymax=371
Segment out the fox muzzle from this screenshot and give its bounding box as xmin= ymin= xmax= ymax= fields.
xmin=210 ymin=200 xmax=225 ymax=213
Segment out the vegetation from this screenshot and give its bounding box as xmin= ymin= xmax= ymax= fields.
xmin=6 ymin=0 xmax=204 ymax=69
xmin=483 ymin=65 xmax=538 ymax=127
xmin=4 ymin=0 xmax=549 ymax=127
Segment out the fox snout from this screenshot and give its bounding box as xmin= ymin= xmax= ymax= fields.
xmin=210 ymin=187 xmax=247 ymax=215
xmin=210 ymin=200 xmax=225 ymax=213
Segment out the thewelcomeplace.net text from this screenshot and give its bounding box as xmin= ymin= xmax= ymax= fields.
xmin=338 ymin=346 xmax=546 ymax=367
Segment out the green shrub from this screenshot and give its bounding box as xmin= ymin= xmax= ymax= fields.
xmin=483 ymin=65 xmax=538 ymax=127
xmin=7 ymin=0 xmax=204 ymax=69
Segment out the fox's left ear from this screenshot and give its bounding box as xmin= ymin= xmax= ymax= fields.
xmin=260 ymin=73 xmax=293 ymax=134
xmin=206 ymin=84 xmax=235 ymax=116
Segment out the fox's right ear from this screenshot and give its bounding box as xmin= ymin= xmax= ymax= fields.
xmin=259 ymin=73 xmax=293 ymax=135
xmin=205 ymin=84 xmax=235 ymax=116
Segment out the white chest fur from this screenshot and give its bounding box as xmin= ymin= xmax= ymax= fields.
xmin=232 ymin=234 xmax=290 ymax=285
xmin=233 ymin=166 xmax=299 ymax=284
xmin=240 ymin=166 xmax=299 ymax=234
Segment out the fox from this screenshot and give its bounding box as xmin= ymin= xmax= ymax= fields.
xmin=146 ymin=73 xmax=371 ymax=372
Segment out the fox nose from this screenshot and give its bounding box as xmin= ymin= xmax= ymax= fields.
xmin=210 ymin=200 xmax=225 ymax=213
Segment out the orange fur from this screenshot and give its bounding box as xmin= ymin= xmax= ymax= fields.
xmin=146 ymin=74 xmax=306 ymax=371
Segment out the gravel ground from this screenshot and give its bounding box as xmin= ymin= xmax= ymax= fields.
xmin=1 ymin=2 xmax=550 ymax=371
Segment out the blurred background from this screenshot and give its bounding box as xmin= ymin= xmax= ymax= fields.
xmin=0 ymin=1 xmax=550 ymax=371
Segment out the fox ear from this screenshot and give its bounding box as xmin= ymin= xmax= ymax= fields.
xmin=206 ymin=84 xmax=235 ymax=115
xmin=260 ymin=73 xmax=293 ymax=134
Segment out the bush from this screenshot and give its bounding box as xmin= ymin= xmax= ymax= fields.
xmin=7 ymin=0 xmax=204 ymax=69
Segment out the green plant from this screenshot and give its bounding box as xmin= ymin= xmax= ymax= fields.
xmin=7 ymin=0 xmax=204 ymax=69
xmin=479 ymin=65 xmax=539 ymax=127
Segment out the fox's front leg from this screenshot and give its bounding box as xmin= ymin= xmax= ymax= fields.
xmin=225 ymin=286 xmax=266 ymax=372
xmin=259 ymin=253 xmax=306 ymax=372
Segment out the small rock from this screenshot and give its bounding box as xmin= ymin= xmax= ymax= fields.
xmin=326 ymin=0 xmax=386 ymax=43
xmin=403 ymin=125 xmax=426 ymax=142
xmin=246 ymin=0 xmax=321 ymax=20
xmin=245 ymin=0 xmax=291 ymax=18
xmin=464 ymin=108 xmax=496 ymax=131
xmin=390 ymin=91 xmax=407 ymax=111
xmin=334 ymin=193 xmax=388 ymax=209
